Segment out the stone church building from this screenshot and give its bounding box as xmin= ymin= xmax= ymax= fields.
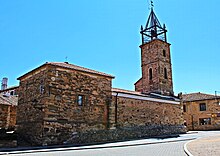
xmin=17 ymin=9 xmax=186 ymax=146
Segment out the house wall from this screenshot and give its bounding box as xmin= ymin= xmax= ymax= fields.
xmin=43 ymin=66 xmax=112 ymax=145
xmin=183 ymin=99 xmax=220 ymax=130
xmin=17 ymin=65 xmax=113 ymax=145
xmin=0 ymin=104 xmax=9 ymax=129
xmin=0 ymin=104 xmax=17 ymax=130
xmin=17 ymin=67 xmax=47 ymax=145
xmin=8 ymin=106 xmax=16 ymax=129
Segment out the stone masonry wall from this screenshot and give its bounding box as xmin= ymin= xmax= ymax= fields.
xmin=17 ymin=67 xmax=47 ymax=145
xmin=9 ymin=106 xmax=16 ymax=129
xmin=17 ymin=63 xmax=185 ymax=146
xmin=0 ymin=105 xmax=16 ymax=130
xmin=136 ymin=39 xmax=173 ymax=95
xmin=65 ymin=95 xmax=186 ymax=145
xmin=0 ymin=104 xmax=9 ymax=129
xmin=17 ymin=64 xmax=113 ymax=146
xmin=113 ymin=96 xmax=183 ymax=127
xmin=65 ymin=125 xmax=186 ymax=145
xmin=134 ymin=79 xmax=142 ymax=93
xmin=42 ymin=65 xmax=112 ymax=145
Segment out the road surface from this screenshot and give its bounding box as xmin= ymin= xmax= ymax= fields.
xmin=1 ymin=131 xmax=220 ymax=156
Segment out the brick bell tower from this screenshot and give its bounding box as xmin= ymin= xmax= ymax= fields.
xmin=135 ymin=8 xmax=174 ymax=96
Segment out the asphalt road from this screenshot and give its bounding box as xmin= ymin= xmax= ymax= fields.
xmin=3 ymin=141 xmax=188 ymax=156
xmin=2 ymin=131 xmax=220 ymax=156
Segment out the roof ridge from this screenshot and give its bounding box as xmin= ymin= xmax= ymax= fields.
xmin=184 ymin=92 xmax=218 ymax=96
xmin=112 ymin=88 xmax=140 ymax=93
xmin=0 ymin=96 xmax=11 ymax=105
xmin=18 ymin=62 xmax=115 ymax=80
xmin=47 ymin=62 xmax=115 ymax=78
xmin=112 ymin=87 xmax=132 ymax=91
xmin=182 ymin=92 xmax=220 ymax=102
xmin=2 ymin=96 xmax=16 ymax=105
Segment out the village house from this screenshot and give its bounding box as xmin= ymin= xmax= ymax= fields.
xmin=0 ymin=93 xmax=17 ymax=130
xmin=0 ymin=78 xmax=18 ymax=131
xmin=16 ymin=8 xmax=186 ymax=146
xmin=183 ymin=92 xmax=220 ymax=130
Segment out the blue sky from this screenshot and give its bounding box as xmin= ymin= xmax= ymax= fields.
xmin=0 ymin=0 xmax=220 ymax=95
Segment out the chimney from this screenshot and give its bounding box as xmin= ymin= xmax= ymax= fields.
xmin=1 ymin=77 xmax=8 ymax=90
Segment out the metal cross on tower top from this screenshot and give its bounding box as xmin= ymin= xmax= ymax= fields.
xmin=147 ymin=0 xmax=154 ymax=10
xmin=150 ymin=0 xmax=154 ymax=9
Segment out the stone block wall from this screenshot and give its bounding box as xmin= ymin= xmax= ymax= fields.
xmin=65 ymin=125 xmax=186 ymax=145
xmin=17 ymin=67 xmax=47 ymax=145
xmin=42 ymin=66 xmax=112 ymax=145
xmin=17 ymin=63 xmax=185 ymax=146
xmin=134 ymin=79 xmax=142 ymax=93
xmin=135 ymin=39 xmax=174 ymax=95
xmin=17 ymin=64 xmax=113 ymax=145
xmin=0 ymin=104 xmax=9 ymax=129
xmin=63 ymin=93 xmax=186 ymax=145
xmin=0 ymin=105 xmax=16 ymax=130
xmin=112 ymin=96 xmax=183 ymax=127
xmin=9 ymin=106 xmax=16 ymax=129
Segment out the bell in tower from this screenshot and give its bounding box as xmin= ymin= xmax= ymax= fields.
xmin=135 ymin=6 xmax=174 ymax=96
xmin=141 ymin=8 xmax=167 ymax=44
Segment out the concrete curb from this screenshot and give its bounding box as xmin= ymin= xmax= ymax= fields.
xmin=184 ymin=140 xmax=194 ymax=156
xmin=0 ymin=138 xmax=195 ymax=155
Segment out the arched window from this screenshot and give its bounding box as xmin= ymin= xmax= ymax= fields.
xmin=164 ymin=68 xmax=168 ymax=79
xmin=163 ymin=49 xmax=166 ymax=57
xmin=149 ymin=68 xmax=153 ymax=80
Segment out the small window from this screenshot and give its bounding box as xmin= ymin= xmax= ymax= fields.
xmin=164 ymin=68 xmax=168 ymax=79
xmin=10 ymin=91 xmax=14 ymax=95
xmin=40 ymin=85 xmax=44 ymax=94
xmin=77 ymin=95 xmax=84 ymax=106
xmin=48 ymin=86 xmax=51 ymax=96
xmin=149 ymin=68 xmax=153 ymax=80
xmin=199 ymin=103 xmax=206 ymax=111
xmin=184 ymin=120 xmax=187 ymax=126
xmin=199 ymin=118 xmax=211 ymax=125
xmin=183 ymin=105 xmax=186 ymax=112
xmin=163 ymin=49 xmax=166 ymax=57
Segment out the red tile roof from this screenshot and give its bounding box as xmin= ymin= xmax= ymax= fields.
xmin=0 ymin=94 xmax=18 ymax=106
xmin=0 ymin=96 xmax=10 ymax=105
xmin=47 ymin=62 xmax=114 ymax=78
xmin=18 ymin=62 xmax=115 ymax=80
xmin=182 ymin=92 xmax=220 ymax=102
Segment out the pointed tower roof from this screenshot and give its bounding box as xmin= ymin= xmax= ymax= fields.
xmin=145 ymin=8 xmax=162 ymax=29
xmin=140 ymin=8 xmax=167 ymax=44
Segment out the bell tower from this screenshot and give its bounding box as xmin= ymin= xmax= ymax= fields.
xmin=135 ymin=8 xmax=174 ymax=96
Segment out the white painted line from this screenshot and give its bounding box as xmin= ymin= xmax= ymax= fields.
xmin=184 ymin=140 xmax=194 ymax=156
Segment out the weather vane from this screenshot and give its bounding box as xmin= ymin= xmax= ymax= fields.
xmin=148 ymin=0 xmax=154 ymax=10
